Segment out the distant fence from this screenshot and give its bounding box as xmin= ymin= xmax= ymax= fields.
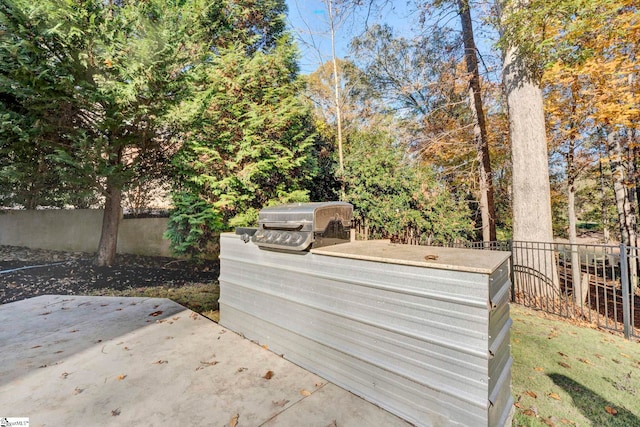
xmin=0 ymin=209 xmax=173 ymax=257
xmin=431 ymin=239 xmax=638 ymax=341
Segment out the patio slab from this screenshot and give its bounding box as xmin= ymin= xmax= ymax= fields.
xmin=0 ymin=295 xmax=412 ymax=427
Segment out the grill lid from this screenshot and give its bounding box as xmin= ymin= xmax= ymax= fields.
xmin=253 ymin=201 xmax=352 ymax=251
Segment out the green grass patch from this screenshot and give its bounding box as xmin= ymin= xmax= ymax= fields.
xmin=89 ymin=282 xmax=220 ymax=320
xmin=511 ymin=305 xmax=640 ymax=426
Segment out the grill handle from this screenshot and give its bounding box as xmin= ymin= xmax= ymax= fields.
xmin=261 ymin=224 xmax=304 ymax=231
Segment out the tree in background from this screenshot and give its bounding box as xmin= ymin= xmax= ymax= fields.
xmin=165 ymin=0 xmax=318 ymax=258
xmin=0 ymin=0 xmax=203 ymax=265
xmin=305 ymin=56 xmax=473 ymax=242
xmin=351 ymin=23 xmax=500 ymax=239
xmin=344 ymin=126 xmax=473 ymax=243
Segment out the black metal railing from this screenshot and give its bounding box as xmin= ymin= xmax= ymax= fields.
xmin=425 ymin=239 xmax=638 ymax=340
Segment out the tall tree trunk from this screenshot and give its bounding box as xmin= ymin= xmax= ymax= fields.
xmin=503 ymin=48 xmax=554 ymax=244
xmin=96 ymin=145 xmax=124 ymax=267
xmin=609 ymin=130 xmax=637 ymax=247
xmin=608 ymin=129 xmax=638 ymax=290
xmin=96 ymin=179 xmax=122 ymax=266
xmin=599 ymin=154 xmax=610 ymax=243
xmin=502 ymin=5 xmax=559 ymax=294
xmin=564 ymin=77 xmax=585 ymax=304
xmin=457 ymin=0 xmax=496 ymax=243
xmin=567 ymin=178 xmax=586 ymax=304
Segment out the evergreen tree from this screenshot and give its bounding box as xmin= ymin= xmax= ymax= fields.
xmin=0 ymin=0 xmax=206 ymax=265
xmin=165 ymin=2 xmax=318 ymax=257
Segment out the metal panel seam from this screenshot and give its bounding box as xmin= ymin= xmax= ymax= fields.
xmin=219 ymin=281 xmax=489 ymax=358
xmin=220 ymin=253 xmax=488 ymax=309
xmin=220 ymin=302 xmax=491 ymax=411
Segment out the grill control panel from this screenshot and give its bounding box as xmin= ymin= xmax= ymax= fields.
xmin=253 ymin=229 xmax=312 ymax=251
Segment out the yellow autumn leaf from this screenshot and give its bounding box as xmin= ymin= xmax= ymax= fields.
xmin=300 ymin=389 xmax=311 ymax=396
xmin=230 ymin=413 xmax=239 ymax=427
xmin=116 ymin=374 xmax=127 ymax=380
xmin=548 ymin=392 xmax=561 ymax=401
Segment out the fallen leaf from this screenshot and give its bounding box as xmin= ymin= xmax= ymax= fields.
xmin=300 ymin=389 xmax=312 ymax=396
xmin=230 ymin=413 xmax=239 ymax=427
xmin=513 ymin=338 xmax=521 ymax=344
xmin=196 ymin=360 xmax=219 ymax=371
xmin=263 ymin=370 xmax=274 ymax=380
xmin=237 ymin=367 xmax=248 ymax=373
xmin=272 ymin=399 xmax=289 ymax=407
xmin=558 ymin=352 xmax=568 ymax=358
xmin=534 ymin=367 xmax=544 ymax=371
xmin=621 ymin=353 xmax=631 ymax=359
xmin=514 ymin=402 xmax=524 ymax=408
xmin=262 ymin=344 xmax=269 ymax=350
xmin=578 ymin=358 xmax=593 ymax=365
xmin=523 ymin=409 xmax=537 ymax=417
xmin=149 ymin=310 xmax=163 ymax=317
xmin=543 ymin=418 xmax=556 ymax=427
xmin=116 ymin=375 xmax=127 ymax=380
xmin=111 ymin=408 xmax=121 ymax=416
xmin=525 ymin=391 xmax=538 ymax=399
xmin=73 ymin=387 xmax=83 ymax=395
xmin=613 ymin=359 xmax=621 ymax=364
xmin=31 ymin=345 xmax=42 ymax=349
xmin=558 ymin=362 xmax=571 ymax=369
xmin=605 ymin=406 xmax=618 ymax=415
xmin=152 ymin=360 xmax=168 ymax=365
xmin=595 ymin=353 xmax=605 ymax=359
xmin=560 ymin=418 xmax=575 ymax=425
xmin=548 ymin=392 xmax=561 ymax=401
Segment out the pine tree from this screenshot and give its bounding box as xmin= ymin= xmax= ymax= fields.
xmin=166 ymin=2 xmax=318 ymax=257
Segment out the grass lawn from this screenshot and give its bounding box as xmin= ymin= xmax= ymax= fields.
xmin=511 ymin=304 xmax=640 ymax=426
xmin=89 ymin=281 xmax=220 ymax=321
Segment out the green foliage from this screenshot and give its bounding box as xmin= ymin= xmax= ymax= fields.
xmin=164 ymin=192 xmax=224 ymax=259
xmin=166 ymin=3 xmax=318 ymax=255
xmin=0 ymin=0 xmax=206 ymax=207
xmin=344 ymin=128 xmax=473 ymax=243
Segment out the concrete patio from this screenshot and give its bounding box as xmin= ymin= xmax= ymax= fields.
xmin=0 ymin=295 xmax=412 ymax=427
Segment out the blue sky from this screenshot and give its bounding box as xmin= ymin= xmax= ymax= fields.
xmin=284 ymin=0 xmax=419 ymax=74
xmin=284 ymin=1 xmax=502 ymax=79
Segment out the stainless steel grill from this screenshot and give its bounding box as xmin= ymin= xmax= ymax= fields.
xmin=236 ymin=202 xmax=352 ymax=252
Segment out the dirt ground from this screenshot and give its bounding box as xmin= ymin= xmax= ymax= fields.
xmin=0 ymin=246 xmax=219 ymax=305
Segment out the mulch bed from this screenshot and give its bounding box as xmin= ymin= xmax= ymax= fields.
xmin=0 ymin=246 xmax=219 ymax=305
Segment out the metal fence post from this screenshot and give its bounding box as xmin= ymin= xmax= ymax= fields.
xmin=619 ymin=244 xmax=631 ymax=340
xmin=509 ymin=240 xmax=516 ymax=303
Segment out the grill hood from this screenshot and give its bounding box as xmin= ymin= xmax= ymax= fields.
xmin=238 ymin=202 xmax=353 ymax=252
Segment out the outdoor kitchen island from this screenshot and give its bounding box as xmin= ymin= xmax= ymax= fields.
xmin=219 ymin=234 xmax=513 ymax=427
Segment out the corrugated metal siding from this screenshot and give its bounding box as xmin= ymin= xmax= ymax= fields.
xmin=219 ymin=233 xmax=513 ymax=427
